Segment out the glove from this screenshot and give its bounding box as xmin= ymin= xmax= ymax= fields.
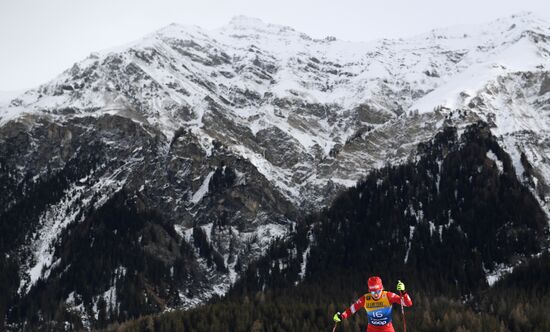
xmin=333 ymin=312 xmax=342 ymax=323
xmin=396 ymin=280 xmax=405 ymax=292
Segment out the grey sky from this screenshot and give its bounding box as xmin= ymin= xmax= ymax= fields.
xmin=1 ymin=0 xmax=549 ymax=91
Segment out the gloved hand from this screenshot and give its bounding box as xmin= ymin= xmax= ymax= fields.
xmin=396 ymin=280 xmax=406 ymax=292
xmin=333 ymin=312 xmax=342 ymax=323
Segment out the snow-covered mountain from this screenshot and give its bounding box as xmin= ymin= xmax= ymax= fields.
xmin=1 ymin=12 xmax=550 ymax=329
xmin=3 ymin=13 xmax=550 ymax=205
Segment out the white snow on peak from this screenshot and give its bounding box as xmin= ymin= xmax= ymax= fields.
xmin=2 ymin=12 xmax=547 ymax=122
xmin=222 ymin=15 xmax=300 ymax=38
xmin=154 ymin=22 xmax=211 ymax=43
xmin=412 ymin=29 xmax=547 ymax=114
xmin=227 ymin=15 xmax=272 ymax=29
xmin=1 ymin=12 xmax=549 ymax=207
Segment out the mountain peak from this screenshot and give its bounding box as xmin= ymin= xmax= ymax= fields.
xmin=228 ymin=15 xmax=266 ymax=28
xmin=220 ymin=15 xmax=299 ymax=37
xmin=494 ymin=11 xmax=549 ymax=30
xmin=507 ymin=11 xmax=540 ymax=21
xmin=154 ymin=21 xmax=206 ymax=39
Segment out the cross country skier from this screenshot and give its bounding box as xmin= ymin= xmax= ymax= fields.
xmin=333 ymin=276 xmax=412 ymax=332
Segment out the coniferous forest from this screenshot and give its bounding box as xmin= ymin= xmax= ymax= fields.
xmin=103 ymin=122 xmax=550 ymax=332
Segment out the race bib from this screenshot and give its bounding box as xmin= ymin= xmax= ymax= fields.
xmin=364 ymin=292 xmax=393 ymax=326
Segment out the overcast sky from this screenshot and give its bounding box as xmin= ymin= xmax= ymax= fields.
xmin=1 ymin=0 xmax=549 ymax=91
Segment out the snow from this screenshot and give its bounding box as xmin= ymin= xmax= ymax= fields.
xmin=23 ymin=183 xmax=88 ymax=293
xmin=94 ymin=285 xmax=118 ymax=318
xmin=177 ymin=290 xmax=204 ymax=310
xmin=65 ymin=291 xmax=90 ymax=329
xmin=173 ymin=224 xmax=186 ymax=238
xmin=190 ymin=171 xmax=214 ymax=204
xmin=173 ymin=220 xmax=288 ymax=309
xmin=411 ymin=16 xmax=546 ymax=115
xmin=404 ymin=225 xmax=416 ymax=263
xmin=331 ymin=177 xmax=358 ymax=187
xmin=1 ymin=12 xmax=548 ymax=214
xmin=297 ymin=232 xmax=313 ymax=282
xmin=486 ymin=150 xmax=504 ymax=173
xmin=19 ymin=165 xmax=128 ymax=295
xmin=231 ymin=144 xmax=300 ymax=200
xmin=234 ymin=169 xmax=247 ymax=186
xmin=254 ymin=223 xmax=288 ymax=246
xmin=485 ymin=263 xmax=514 ymax=286
xmin=428 ymin=221 xmax=436 ymax=235
xmin=201 ymin=223 xmax=214 ymax=242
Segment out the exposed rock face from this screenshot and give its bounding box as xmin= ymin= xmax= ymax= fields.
xmin=540 ymin=73 xmax=550 ymax=96
xmin=232 ymin=123 xmax=549 ymax=299
xmin=1 ymin=12 xmax=550 ymax=329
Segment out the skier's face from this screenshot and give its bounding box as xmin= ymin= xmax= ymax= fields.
xmin=371 ymin=289 xmax=382 ymax=300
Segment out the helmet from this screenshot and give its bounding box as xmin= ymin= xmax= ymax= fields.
xmin=368 ymin=276 xmax=383 ymax=292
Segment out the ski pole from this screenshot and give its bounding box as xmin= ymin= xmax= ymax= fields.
xmin=399 ymin=291 xmax=407 ymax=332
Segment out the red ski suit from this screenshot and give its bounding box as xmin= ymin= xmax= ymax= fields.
xmin=341 ymin=291 xmax=412 ymax=332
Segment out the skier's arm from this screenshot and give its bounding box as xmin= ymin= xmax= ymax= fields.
xmin=341 ymin=295 xmax=366 ymax=319
xmin=387 ymin=291 xmax=413 ymax=307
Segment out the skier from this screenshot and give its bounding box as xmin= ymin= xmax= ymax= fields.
xmin=333 ymin=276 xmax=412 ymax=332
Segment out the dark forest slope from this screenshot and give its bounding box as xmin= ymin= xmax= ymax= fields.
xmin=112 ymin=122 xmax=549 ymax=332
